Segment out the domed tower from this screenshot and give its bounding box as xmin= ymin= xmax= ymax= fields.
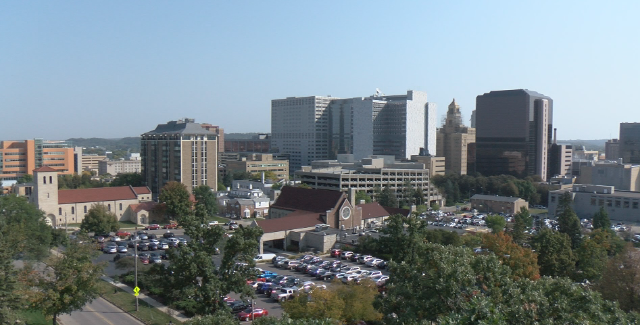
xmin=32 ymin=166 xmax=59 ymax=226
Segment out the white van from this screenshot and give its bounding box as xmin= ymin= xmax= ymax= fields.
xmin=253 ymin=253 xmax=277 ymax=262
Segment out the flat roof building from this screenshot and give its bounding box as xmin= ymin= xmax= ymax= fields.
xmin=549 ymin=184 xmax=640 ymax=222
xmin=296 ymin=154 xmax=442 ymax=206
xmin=620 ymin=123 xmax=640 ymax=164
xmin=224 ymin=153 xmax=289 ymax=180
xmin=470 ymin=194 xmax=528 ymax=215
xmin=0 ymin=139 xmax=74 ymax=181
xmin=141 ymin=118 xmax=218 ymax=198
xmin=578 ymin=161 xmax=640 ymax=192
xmin=475 ymin=89 xmax=553 ymax=181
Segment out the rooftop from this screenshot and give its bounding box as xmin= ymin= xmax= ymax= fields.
xmin=270 ymin=187 xmax=344 ymax=213
xmin=142 ymin=119 xmax=216 ymax=136
xmin=256 ymin=211 xmax=323 ymax=233
xmin=58 ymin=186 xmax=150 ymax=204
xmin=470 ymin=194 xmax=525 ymax=203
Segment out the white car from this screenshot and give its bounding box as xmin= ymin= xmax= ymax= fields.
xmin=366 ymin=258 xmax=383 ymax=267
xmin=372 ymin=275 xmax=389 ymax=286
xmin=103 ymin=244 xmax=117 ymax=254
xmin=368 ymin=270 xmax=383 ymax=278
xmin=110 ymin=236 xmax=121 ymax=242
xmin=344 ymin=266 xmax=361 ymax=274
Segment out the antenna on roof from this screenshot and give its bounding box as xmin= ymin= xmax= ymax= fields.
xmin=375 ymin=88 xmax=384 ymax=97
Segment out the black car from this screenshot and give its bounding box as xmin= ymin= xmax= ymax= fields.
xmin=350 ymin=253 xmax=362 ymax=262
xmin=265 ymin=285 xmax=282 ymax=298
xmin=138 ymin=242 xmax=149 ymax=251
xmin=148 ymin=234 xmax=157 ymax=240
xmin=163 ymin=232 xmax=175 ymax=238
xmin=256 ymin=282 xmax=273 ymax=294
xmin=376 ymin=261 xmax=387 ymax=269
xmin=228 ymin=300 xmax=249 ymax=313
xmin=148 ymin=242 xmax=158 ymax=251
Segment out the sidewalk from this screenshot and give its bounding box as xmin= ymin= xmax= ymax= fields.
xmin=101 ymin=275 xmax=191 ymax=323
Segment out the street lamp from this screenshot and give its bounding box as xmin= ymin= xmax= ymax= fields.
xmin=134 ymin=237 xmax=139 ymax=311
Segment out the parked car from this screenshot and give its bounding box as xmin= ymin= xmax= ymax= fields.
xmin=103 ymin=243 xmax=117 ymax=254
xmin=237 ymin=308 xmax=269 ymax=321
xmin=229 ymin=224 xmax=239 ymax=230
xmin=145 ymin=224 xmax=160 ymax=230
xmin=163 ymin=232 xmax=175 ymax=238
xmin=163 ymin=223 xmax=178 ymax=229
xmin=340 ymin=251 xmax=354 ymax=260
xmin=349 ymin=253 xmax=362 ymax=262
xmin=116 ymin=230 xmax=131 ymax=237
xmin=358 ymin=255 xmax=373 ymax=264
xmin=149 ymin=253 xmax=162 ymax=264
xmin=331 ymin=248 xmax=342 ymax=258
xmin=228 ymin=300 xmax=250 ymax=314
xmin=376 ymin=261 xmax=387 ymax=269
xmin=116 ymin=244 xmax=128 ymax=253
xmin=273 ymin=288 xmax=298 ymax=302
xmin=366 ymin=258 xmax=383 ymax=267
xmin=139 ymin=256 xmax=150 ymax=265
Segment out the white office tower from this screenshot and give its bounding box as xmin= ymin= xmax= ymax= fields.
xmin=272 ymin=90 xmax=431 ymax=171
xmin=425 ymin=102 xmax=437 ymax=155
xmin=271 ymin=96 xmax=334 ymax=171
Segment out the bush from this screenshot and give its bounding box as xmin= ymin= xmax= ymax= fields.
xmin=286 ymin=244 xmax=299 ymax=252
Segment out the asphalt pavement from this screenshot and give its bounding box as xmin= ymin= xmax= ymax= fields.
xmin=58 ymin=297 xmax=144 ymax=325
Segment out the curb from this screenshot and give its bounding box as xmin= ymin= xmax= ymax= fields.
xmin=99 ymin=292 xmax=150 ymax=325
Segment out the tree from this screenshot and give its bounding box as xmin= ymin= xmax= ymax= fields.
xmin=0 ymin=233 xmax=21 ymax=324
xmin=594 ymin=244 xmax=640 ymax=312
xmin=160 ymin=211 xmax=263 ymax=316
xmin=193 ymin=185 xmax=217 ymax=220
xmin=355 ymin=191 xmax=371 ymax=204
xmin=510 ymin=206 xmax=532 ymax=244
xmin=222 ymin=173 xmax=233 ymax=188
xmin=80 ymin=204 xmax=118 ymax=234
xmin=217 ymin=182 xmax=226 ymax=191
xmin=21 ymin=240 xmax=104 ymax=325
xmin=556 ymin=193 xmax=582 ymax=249
xmin=573 ymin=235 xmax=608 ymax=282
xmin=500 ymin=182 xmax=519 ymax=197
xmin=377 ymin=186 xmax=398 ymax=208
xmin=250 ymin=171 xmax=278 ymax=182
xmin=485 ymin=215 xmax=506 ymax=233
xmin=430 ymin=202 xmax=440 ymax=211
xmin=110 ymin=173 xmax=144 ymax=187
xmin=17 ymin=174 xmax=33 ymax=184
xmin=376 ymin=243 xmax=638 ymax=325
xmin=283 ymin=280 xmax=382 ymax=323
xmin=159 ymin=181 xmax=192 ymax=220
xmin=254 ymin=315 xmax=336 ymax=325
xmin=592 ymin=206 xmax=611 ymax=230
xmin=184 ymin=310 xmax=240 ymax=325
xmin=531 ymin=228 xmax=575 ymax=277
xmin=482 ymin=232 xmax=540 ymax=280
xmin=0 ymin=194 xmax=52 ymax=260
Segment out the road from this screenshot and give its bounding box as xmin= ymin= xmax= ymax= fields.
xmin=58 ymin=297 xmax=144 ymax=325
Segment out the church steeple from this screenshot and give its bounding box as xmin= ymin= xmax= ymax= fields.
xmin=445 ymin=98 xmax=463 ymax=128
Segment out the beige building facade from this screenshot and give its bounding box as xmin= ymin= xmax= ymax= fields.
xmin=436 ymin=99 xmax=476 ymax=175
xmin=470 ymin=194 xmax=528 ymax=214
xmin=225 ymin=153 xmax=289 ymax=180
xmin=578 ymin=161 xmax=640 ymax=192
xmin=30 ymin=166 xmax=154 ymax=227
xmin=549 ymin=184 xmax=640 ymax=222
xmin=410 ymin=155 xmax=445 ymax=177
xmin=98 ymin=159 xmax=142 ymax=175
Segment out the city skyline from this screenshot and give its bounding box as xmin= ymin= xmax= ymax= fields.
xmin=2 ymin=1 xmax=640 ymax=140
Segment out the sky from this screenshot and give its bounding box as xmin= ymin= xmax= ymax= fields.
xmin=1 ymin=1 xmax=639 ymax=140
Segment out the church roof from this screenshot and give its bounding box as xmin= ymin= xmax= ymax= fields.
xmin=33 ymin=166 xmax=58 ymax=172
xmin=58 ymin=186 xmax=139 ymax=204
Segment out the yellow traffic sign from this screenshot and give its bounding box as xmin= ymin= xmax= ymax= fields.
xmin=133 ymin=286 xmax=140 ymax=296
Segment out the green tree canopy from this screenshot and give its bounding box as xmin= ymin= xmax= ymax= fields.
xmin=355 ymin=191 xmax=372 ymax=204
xmin=21 ymin=240 xmax=105 ymax=325
xmin=556 ymin=193 xmax=582 ymax=249
xmin=510 ymin=206 xmax=532 ymax=244
xmin=193 ymin=185 xmax=217 ymax=220
xmin=17 ymin=174 xmax=33 ymax=184
xmin=592 ymin=206 xmax=611 ymax=230
xmin=0 ymin=195 xmax=52 ymax=260
xmin=485 ymin=215 xmax=506 ymax=233
xmin=531 ymin=228 xmax=575 ymax=277
xmin=159 ymin=181 xmax=192 ymax=220
xmin=377 ymin=186 xmax=398 ymax=208
xmin=110 ymin=172 xmax=144 ymax=187
xmin=80 ymin=204 xmax=119 ymax=234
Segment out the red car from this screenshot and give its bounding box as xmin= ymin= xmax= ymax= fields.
xmin=331 ymin=248 xmax=342 ymax=258
xmin=237 ymin=308 xmax=268 ymax=321
xmin=140 ymin=256 xmax=150 ymax=265
xmin=116 ymin=230 xmax=131 ymax=237
xmin=145 ymin=224 xmax=160 ymax=230
xmin=163 ymin=223 xmax=178 ymax=229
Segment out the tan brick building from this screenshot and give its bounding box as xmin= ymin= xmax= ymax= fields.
xmin=225 ymin=153 xmax=289 ymax=180
xmin=436 ymin=99 xmax=476 ymax=175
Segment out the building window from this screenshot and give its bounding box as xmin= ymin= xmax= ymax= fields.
xmin=71 ymin=207 xmax=74 ymax=214
xmin=607 ymin=200 xmax=613 ymax=207
xmin=599 ymin=199 xmax=604 ymax=206
xmin=59 ymin=208 xmax=62 ymax=215
xmin=108 ymin=204 xmax=111 ymax=211
xmin=49 ymin=176 xmax=53 ymax=184
xmin=43 ymin=176 xmax=47 ymax=184
xmin=634 ymin=202 xmax=639 ymax=209
xmin=590 ymin=198 xmax=596 ymax=206
xmin=84 ymin=206 xmax=87 ymax=213
xmin=615 ymin=200 xmax=621 ymax=208
xmin=119 ymin=203 xmax=122 ymax=211
xmin=550 ymin=196 xmax=556 ymax=203
xmin=624 ymin=201 xmax=630 ymax=209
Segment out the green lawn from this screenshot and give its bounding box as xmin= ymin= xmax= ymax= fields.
xmin=17 ymin=310 xmax=49 ymax=325
xmin=97 ymin=281 xmax=183 ymax=325
xmin=529 ymin=208 xmax=548 ymax=215
xmin=65 ymin=221 xmax=144 ymax=229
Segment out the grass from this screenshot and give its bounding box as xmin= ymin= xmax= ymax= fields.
xmin=96 ymin=280 xmax=183 ymax=325
xmin=529 ymin=208 xmax=548 ymax=215
xmin=207 ymin=215 xmax=229 ymax=223
xmin=17 ymin=310 xmax=49 ymax=325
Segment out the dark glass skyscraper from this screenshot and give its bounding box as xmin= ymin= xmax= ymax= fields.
xmin=475 ymin=89 xmax=553 ymax=180
xmin=620 ymin=123 xmax=640 ymax=164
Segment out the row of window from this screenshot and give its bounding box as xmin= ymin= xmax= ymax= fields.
xmin=589 ymin=197 xmax=639 ymax=209
xmin=58 ymin=203 xmax=124 ymax=215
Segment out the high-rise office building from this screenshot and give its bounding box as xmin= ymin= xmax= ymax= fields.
xmin=0 ymin=139 xmax=75 ymax=181
xmin=547 ymin=129 xmax=573 ymax=178
xmin=436 ymin=99 xmax=476 ymax=175
xmin=141 ymin=118 xmax=218 ymax=198
xmin=605 ymin=139 xmax=621 ymax=160
xmin=475 ymin=89 xmax=553 ymax=181
xmin=620 ymin=123 xmax=640 ymax=164
xmin=272 ymin=90 xmax=431 ymax=171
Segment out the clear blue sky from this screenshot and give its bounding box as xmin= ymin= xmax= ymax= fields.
xmin=1 ymin=1 xmax=639 ymax=140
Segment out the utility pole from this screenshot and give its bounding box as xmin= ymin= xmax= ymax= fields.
xmin=251 ymin=299 xmax=255 ymax=323
xmin=134 ymin=238 xmax=138 ymax=311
